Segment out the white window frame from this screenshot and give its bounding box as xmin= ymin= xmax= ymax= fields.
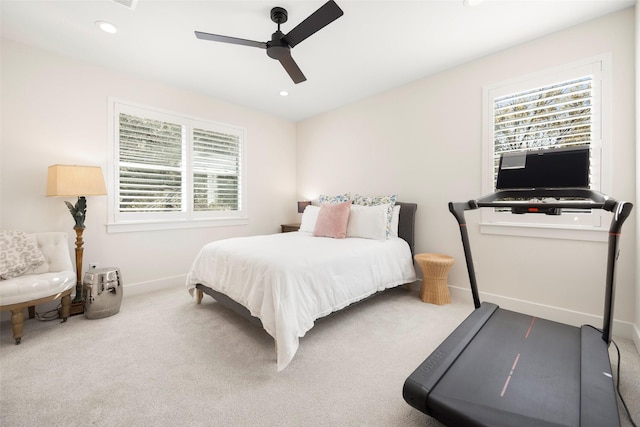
xmin=481 ymin=54 xmax=612 ymax=242
xmin=107 ymin=98 xmax=247 ymax=233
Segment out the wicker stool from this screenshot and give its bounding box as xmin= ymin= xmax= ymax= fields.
xmin=414 ymin=253 xmax=454 ymax=305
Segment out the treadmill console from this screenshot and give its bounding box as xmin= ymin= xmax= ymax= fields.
xmin=496 ymin=147 xmax=590 ymax=215
xmin=496 ymin=147 xmax=589 ymax=190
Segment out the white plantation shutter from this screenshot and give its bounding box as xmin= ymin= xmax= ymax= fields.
xmin=193 ymin=127 xmax=241 ymax=212
xmin=492 ymin=76 xmax=592 ymax=189
xmin=119 ymin=113 xmax=185 ymax=212
xmin=111 ymin=101 xmax=245 ymax=228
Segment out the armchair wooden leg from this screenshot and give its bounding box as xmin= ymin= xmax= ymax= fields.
xmin=10 ymin=308 xmax=24 ymax=345
xmin=1 ymin=288 xmax=74 ymax=344
xmin=196 ymin=289 xmax=203 ymax=305
xmin=60 ymin=294 xmax=71 ymax=322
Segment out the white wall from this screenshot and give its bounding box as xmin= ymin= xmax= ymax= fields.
xmin=635 ymin=4 xmax=640 ymax=348
xmin=297 ymin=9 xmax=637 ymax=337
xmin=0 ymin=39 xmax=297 ymax=297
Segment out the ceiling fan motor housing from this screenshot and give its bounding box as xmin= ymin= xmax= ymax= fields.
xmin=267 ymin=30 xmax=290 ymax=60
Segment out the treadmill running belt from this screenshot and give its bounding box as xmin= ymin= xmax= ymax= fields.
xmin=404 ymin=302 xmax=621 ymax=427
xmin=429 ymin=308 xmax=581 ymax=426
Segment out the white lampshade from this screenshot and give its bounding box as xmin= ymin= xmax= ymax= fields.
xmin=46 ymin=164 xmax=107 ymax=197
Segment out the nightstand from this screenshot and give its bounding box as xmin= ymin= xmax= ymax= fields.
xmin=281 ymin=223 xmax=301 ymax=233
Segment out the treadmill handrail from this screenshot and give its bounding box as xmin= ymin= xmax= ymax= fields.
xmin=448 ymin=188 xmax=633 ymax=345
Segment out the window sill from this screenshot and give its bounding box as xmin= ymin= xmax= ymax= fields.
xmin=480 ymin=222 xmax=607 ymax=242
xmin=107 ymin=217 xmax=248 ymax=233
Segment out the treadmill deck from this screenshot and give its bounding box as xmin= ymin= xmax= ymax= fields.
xmin=403 ymin=302 xmax=620 ymax=427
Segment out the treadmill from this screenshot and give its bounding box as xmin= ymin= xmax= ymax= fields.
xmin=403 ymin=148 xmax=633 ymax=427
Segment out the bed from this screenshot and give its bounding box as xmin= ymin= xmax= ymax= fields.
xmin=186 ymin=201 xmax=417 ymax=371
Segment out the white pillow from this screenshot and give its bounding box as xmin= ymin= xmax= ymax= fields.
xmin=390 ymin=205 xmax=401 ymax=238
xmin=352 ymin=194 xmax=397 ymax=238
xmin=299 ymin=205 xmax=320 ymax=233
xmin=346 ymin=204 xmax=389 ymax=240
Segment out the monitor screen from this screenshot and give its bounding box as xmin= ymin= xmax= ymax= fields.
xmin=496 ymin=147 xmax=590 ymax=190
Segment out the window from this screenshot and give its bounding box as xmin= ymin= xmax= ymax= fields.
xmin=107 ymin=100 xmax=246 ymax=232
xmin=493 ymin=76 xmax=593 ymax=188
xmin=481 ymin=55 xmax=611 ymax=241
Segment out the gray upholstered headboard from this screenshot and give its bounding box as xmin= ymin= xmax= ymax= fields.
xmin=396 ymin=202 xmax=417 ymax=255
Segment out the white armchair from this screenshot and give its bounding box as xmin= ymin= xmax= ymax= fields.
xmin=0 ymin=231 xmax=76 ymax=344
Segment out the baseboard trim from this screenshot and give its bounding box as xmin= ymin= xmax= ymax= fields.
xmin=124 ymin=275 xmax=186 ymax=298
xmin=449 ymin=286 xmax=637 ymax=340
xmin=632 ymin=324 xmax=640 ymax=353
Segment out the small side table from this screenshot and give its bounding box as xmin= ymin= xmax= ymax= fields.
xmin=281 ymin=223 xmax=301 ymax=233
xmin=414 ymin=253 xmax=454 ymax=305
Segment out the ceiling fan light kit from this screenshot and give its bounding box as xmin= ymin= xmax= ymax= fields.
xmin=195 ymin=0 xmax=344 ymax=84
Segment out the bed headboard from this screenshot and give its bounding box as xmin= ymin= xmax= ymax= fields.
xmin=396 ymin=202 xmax=417 ymax=255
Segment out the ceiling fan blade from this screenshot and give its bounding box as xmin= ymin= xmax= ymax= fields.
xmin=195 ymin=31 xmax=267 ymax=49
xmin=282 ymin=0 xmax=344 ymax=48
xmin=278 ymin=52 xmax=307 ymax=84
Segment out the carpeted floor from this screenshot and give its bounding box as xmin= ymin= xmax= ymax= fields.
xmin=1 ymin=285 xmax=638 ymax=426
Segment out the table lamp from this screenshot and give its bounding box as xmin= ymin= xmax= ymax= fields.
xmin=46 ymin=165 xmax=107 ymax=309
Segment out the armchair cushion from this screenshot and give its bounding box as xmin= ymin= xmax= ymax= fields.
xmin=0 ymin=271 xmax=76 ymax=306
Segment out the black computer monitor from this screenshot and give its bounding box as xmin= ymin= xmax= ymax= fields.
xmin=496 ymin=147 xmax=590 ymax=190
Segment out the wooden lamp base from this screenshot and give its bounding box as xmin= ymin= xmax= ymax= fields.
xmin=69 ymin=300 xmax=84 ymax=316
xmin=71 ymin=225 xmax=85 ymax=316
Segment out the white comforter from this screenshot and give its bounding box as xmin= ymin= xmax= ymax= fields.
xmin=186 ymin=231 xmax=416 ymax=371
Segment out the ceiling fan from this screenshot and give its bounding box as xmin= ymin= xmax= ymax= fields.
xmin=195 ymin=0 xmax=344 ymax=84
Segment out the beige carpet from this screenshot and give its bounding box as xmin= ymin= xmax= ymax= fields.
xmin=1 ymin=285 xmax=638 ymax=426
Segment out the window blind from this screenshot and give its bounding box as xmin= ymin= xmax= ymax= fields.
xmin=492 ymin=76 xmax=592 ymax=188
xmin=118 ymin=113 xmax=184 ymax=212
xmin=193 ymin=128 xmax=241 ymax=211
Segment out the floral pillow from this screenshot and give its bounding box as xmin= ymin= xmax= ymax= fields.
xmin=390 ymin=205 xmax=401 ymax=238
xmin=318 ymin=193 xmax=351 ymax=205
xmin=0 ymin=230 xmax=46 ymax=279
xmin=353 ymin=194 xmax=398 ymax=238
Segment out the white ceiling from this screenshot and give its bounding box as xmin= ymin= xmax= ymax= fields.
xmin=1 ymin=0 xmax=635 ymax=121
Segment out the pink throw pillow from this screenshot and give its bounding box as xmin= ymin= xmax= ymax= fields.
xmin=313 ymin=201 xmax=351 ymax=239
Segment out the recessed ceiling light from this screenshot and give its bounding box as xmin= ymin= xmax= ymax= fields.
xmin=463 ymin=0 xmax=484 ymax=6
xmin=280 ymin=90 xmax=289 ymax=97
xmin=95 ymin=21 xmax=118 ymax=34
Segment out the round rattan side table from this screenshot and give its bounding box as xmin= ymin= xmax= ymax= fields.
xmin=414 ymin=253 xmax=454 ymax=305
